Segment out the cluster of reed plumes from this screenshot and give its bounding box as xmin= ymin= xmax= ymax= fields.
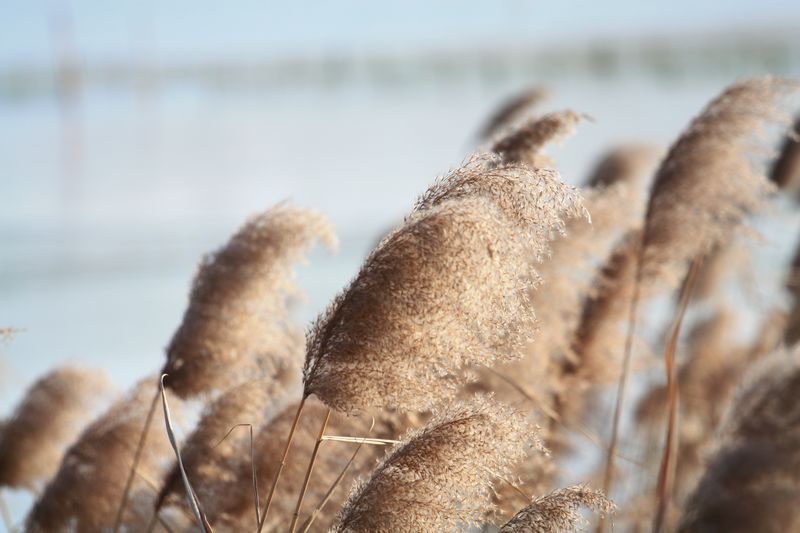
xmin=2 ymin=75 xmax=800 ymax=533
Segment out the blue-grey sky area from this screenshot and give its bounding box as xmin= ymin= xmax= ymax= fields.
xmin=2 ymin=0 xmax=800 ymax=67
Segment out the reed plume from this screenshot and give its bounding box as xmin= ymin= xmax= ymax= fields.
xmin=164 ymin=204 xmax=336 ymax=398
xmin=640 ymin=77 xmax=797 ymax=288
xmin=678 ymin=347 xmax=800 ymax=532
xmin=689 ymin=243 xmax=749 ymax=304
xmin=332 ymin=397 xmax=539 ymax=532
xmin=0 ymin=367 xmax=112 ymax=492
xmin=585 ymin=144 xmax=661 ymax=189
xmin=205 ymin=398 xmax=404 ymax=531
xmin=602 ymin=77 xmax=798 ymax=513
xmin=565 ymin=232 xmax=642 ymax=401
xmin=26 ymin=377 xmax=173 ymax=533
xmin=304 ymin=154 xmax=584 ymax=412
xmin=499 ymin=485 xmax=614 ymax=532
xmin=529 ymin=178 xmax=650 ymax=384
xmin=155 ymin=361 xmax=298 ymax=514
xmin=490 ymin=110 xmax=581 ymax=168
xmin=480 ymin=87 xmax=550 ymax=139
xmin=770 ymin=116 xmax=800 ymax=190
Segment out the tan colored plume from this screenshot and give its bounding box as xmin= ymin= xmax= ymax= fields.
xmin=0 ymin=367 xmax=112 ymax=492
xmin=490 ymin=110 xmax=581 ymax=168
xmin=303 ymin=153 xmax=584 ymax=412
xmin=678 ymin=347 xmax=800 ymax=532
xmin=155 ymin=360 xmax=298 ymax=513
xmin=163 ymin=204 xmax=336 ymax=398
xmin=499 ymin=485 xmax=614 ymax=533
xmin=332 ymin=397 xmax=540 ymax=532
xmin=25 ymin=377 xmax=173 ymax=533
xmin=770 ymin=116 xmax=800 ymax=190
xmin=480 ymin=86 xmax=550 ymax=140
xmin=203 ymin=398 xmax=409 ymax=532
xmin=641 ymin=76 xmax=798 ymax=288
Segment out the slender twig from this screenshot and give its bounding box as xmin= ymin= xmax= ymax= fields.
xmin=320 ymin=435 xmax=399 ymax=445
xmin=248 ymin=424 xmax=260 ymax=530
xmin=258 ymin=396 xmax=307 ymax=532
xmin=290 ymin=408 xmax=331 ymax=532
xmin=299 ymin=419 xmax=376 ymax=533
xmin=597 ymin=236 xmax=645 ymax=533
xmin=113 ymin=385 xmax=160 ymax=533
xmin=211 ymin=423 xmax=261 ymax=528
xmin=159 ymin=375 xmax=212 ymax=533
xmin=482 ymin=466 xmax=530 ymax=500
xmin=652 ymin=257 xmax=702 ymax=533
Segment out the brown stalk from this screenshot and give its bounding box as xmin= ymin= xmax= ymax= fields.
xmin=208 ymin=422 xmax=262 ymax=528
xmin=652 ymin=257 xmax=702 ymax=533
xmin=599 ymin=234 xmax=644 ymax=531
xmin=299 ymin=419 xmax=376 ymax=533
xmin=258 ymin=396 xmax=307 ymax=532
xmin=290 ymin=408 xmax=331 ymax=532
xmin=113 ymin=384 xmax=159 ymax=533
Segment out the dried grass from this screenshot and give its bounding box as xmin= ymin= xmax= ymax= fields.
xmin=499 ymin=485 xmax=614 ymax=533
xmin=25 ymin=377 xmax=173 ymax=533
xmin=641 ymin=76 xmax=797 ymax=288
xmin=204 ymin=398 xmax=409 ymax=532
xmin=332 ymin=397 xmax=540 ymax=532
xmin=304 ymin=154 xmax=584 ymax=412
xmin=155 ymin=360 xmax=298 ymax=512
xmin=164 ymin=204 xmax=336 ymax=398
xmin=678 ymin=347 xmax=800 ymax=532
xmin=0 ymin=367 xmax=112 ymax=491
xmin=490 ymin=110 xmax=581 ymax=168
xmin=480 ymin=87 xmax=550 ymax=140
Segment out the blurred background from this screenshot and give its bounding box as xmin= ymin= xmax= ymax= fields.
xmin=2 ymin=0 xmax=800 ymax=522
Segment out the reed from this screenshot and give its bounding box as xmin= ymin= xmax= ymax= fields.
xmin=304 ymin=153 xmax=584 ymax=413
xmin=490 ymin=110 xmax=581 ymax=168
xmin=678 ymin=347 xmax=800 ymax=532
xmin=332 ymin=397 xmax=539 ymax=532
xmin=164 ymin=204 xmax=336 ymax=397
xmin=26 ymin=377 xmax=172 ymax=532
xmin=0 ymin=367 xmax=111 ymax=492
xmin=499 ymin=485 xmax=614 ymax=533
xmin=601 ymin=77 xmax=799 ymax=514
xmin=479 ymin=86 xmax=550 ymax=140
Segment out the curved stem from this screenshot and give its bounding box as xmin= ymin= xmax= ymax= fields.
xmin=300 ymin=418 xmax=376 ymax=533
xmin=257 ymin=396 xmax=307 ymax=532
xmin=597 ymin=236 xmax=644 ymax=533
xmin=652 ymin=256 xmax=701 ymax=533
xmin=114 ymin=385 xmax=159 ymax=533
xmin=290 ymin=408 xmax=331 ymax=532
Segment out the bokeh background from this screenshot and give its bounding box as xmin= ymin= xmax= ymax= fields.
xmin=3 ymin=0 xmax=800 ymax=523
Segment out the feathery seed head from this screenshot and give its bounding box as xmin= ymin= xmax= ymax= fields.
xmin=304 ymin=154 xmax=584 ymax=412
xmin=333 ymin=397 xmax=540 ymax=532
xmin=490 ymin=110 xmax=582 ymax=168
xmin=480 ymin=87 xmax=550 ymax=140
xmin=641 ymin=77 xmax=799 ymax=288
xmin=499 ymin=485 xmax=615 ymax=533
xmin=163 ymin=204 xmax=335 ymax=398
xmin=0 ymin=367 xmax=112 ymax=491
xmin=26 ymin=377 xmax=173 ymax=533
xmin=678 ymin=347 xmax=800 ymax=532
